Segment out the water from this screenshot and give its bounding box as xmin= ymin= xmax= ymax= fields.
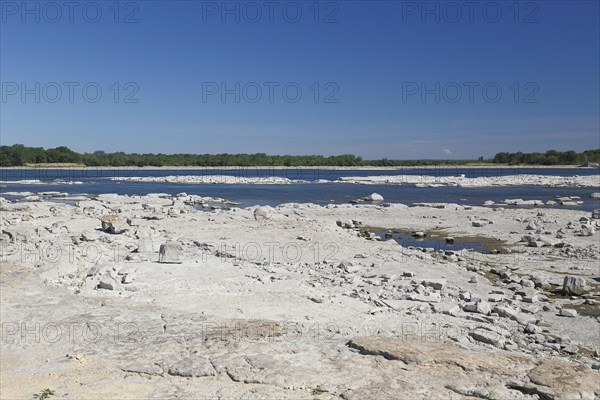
xmin=369 ymin=229 xmax=503 ymax=254
xmin=1 ymin=166 xmax=599 ymax=182
xmin=1 ymin=168 xmax=599 ymax=211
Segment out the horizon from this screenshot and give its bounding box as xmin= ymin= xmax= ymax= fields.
xmin=1 ymin=1 xmax=599 ymax=158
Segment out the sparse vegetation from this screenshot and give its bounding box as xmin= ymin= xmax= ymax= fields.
xmin=312 ymin=385 xmax=328 ymax=395
xmin=33 ymin=388 xmax=54 ymax=399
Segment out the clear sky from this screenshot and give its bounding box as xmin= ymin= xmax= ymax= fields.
xmin=1 ymin=0 xmax=599 ymax=159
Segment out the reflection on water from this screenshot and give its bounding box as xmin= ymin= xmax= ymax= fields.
xmin=368 ymin=229 xmax=505 ymax=254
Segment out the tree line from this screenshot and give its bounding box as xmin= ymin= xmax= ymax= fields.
xmin=491 ymin=149 xmax=600 ymax=165
xmin=0 ymin=144 xmax=598 ymax=167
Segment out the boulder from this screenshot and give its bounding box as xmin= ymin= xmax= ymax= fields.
xmin=493 ymin=305 xmax=518 ymax=320
xmin=559 ymin=308 xmax=577 ymax=318
xmin=253 ymin=206 xmax=273 ymax=220
xmin=524 ymin=323 xmax=540 ymax=334
xmin=24 ymin=195 xmax=41 ymax=202
xmin=432 ymin=302 xmax=460 ymax=316
xmin=532 ymin=274 xmax=551 ymax=290
xmin=407 ymin=292 xmax=441 ymax=303
xmin=158 ymin=242 xmax=184 ymax=264
xmin=503 ymin=198 xmax=523 ymax=205
xmin=80 ymin=231 xmax=101 ymax=242
xmin=421 ymin=279 xmax=446 ymax=291
xmin=469 ymin=326 xmax=507 ymax=348
xmin=520 ymin=279 xmax=535 ymax=288
xmin=100 ymin=215 xmax=129 ymax=234
xmin=463 ymin=300 xmax=492 ymax=315
xmin=592 ymin=209 xmax=600 ymax=219
xmin=563 ymin=276 xmax=586 ymax=295
xmin=365 ymin=193 xmax=384 ymax=201
xmin=96 ymin=273 xmax=116 ymax=290
xmin=525 ymin=222 xmax=537 ymax=230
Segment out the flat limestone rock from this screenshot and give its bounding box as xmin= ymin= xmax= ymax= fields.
xmin=166 ymin=356 xmax=216 ymax=377
xmin=346 ymin=337 xmax=600 ymax=400
xmin=346 ymin=336 xmax=532 ymax=372
xmin=527 ymin=360 xmax=600 ymax=400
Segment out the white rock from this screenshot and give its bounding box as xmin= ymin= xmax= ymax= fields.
xmin=525 ymin=222 xmax=537 ymax=230
xmin=470 ymin=327 xmax=505 ymax=348
xmin=366 ymin=193 xmax=384 ymax=201
xmin=80 ymin=231 xmax=101 ymax=242
xmin=422 ymin=279 xmax=446 ymax=291
xmin=504 ymin=198 xmax=523 ymax=205
xmin=24 ymin=195 xmax=41 ymax=202
xmin=253 ymin=206 xmax=273 ymax=220
xmin=563 ymin=276 xmax=586 ymax=295
xmin=464 ymin=300 xmax=492 ymax=315
xmin=158 ymin=242 xmax=184 ymax=264
xmin=493 ymin=305 xmax=518 ymax=320
xmin=408 ymin=292 xmax=441 ymax=303
xmin=97 ymin=273 xmax=116 ymax=290
xmin=559 ymin=308 xmax=577 ymax=318
xmin=100 ymin=215 xmax=129 ymax=234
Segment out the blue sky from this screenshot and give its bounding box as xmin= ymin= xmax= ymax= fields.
xmin=1 ymin=0 xmax=599 ymax=159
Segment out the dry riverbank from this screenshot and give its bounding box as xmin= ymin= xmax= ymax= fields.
xmin=1 ymin=193 xmax=599 ymax=399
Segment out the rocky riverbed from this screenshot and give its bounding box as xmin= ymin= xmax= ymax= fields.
xmin=338 ymin=174 xmax=600 ymax=187
xmin=101 ymin=173 xmax=600 ymax=187
xmin=1 ymin=192 xmax=599 ymax=399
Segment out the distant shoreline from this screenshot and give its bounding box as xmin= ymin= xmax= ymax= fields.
xmin=2 ymin=164 xmax=598 ymax=170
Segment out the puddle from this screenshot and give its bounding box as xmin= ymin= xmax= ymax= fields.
xmin=367 ymin=229 xmax=506 ymax=254
xmin=562 ymin=303 xmax=600 ymax=318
